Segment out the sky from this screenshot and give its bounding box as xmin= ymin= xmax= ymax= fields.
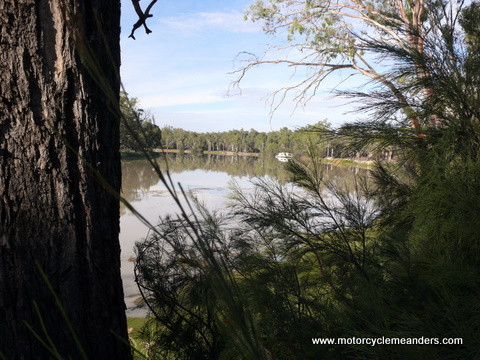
xmin=120 ymin=0 xmax=360 ymax=133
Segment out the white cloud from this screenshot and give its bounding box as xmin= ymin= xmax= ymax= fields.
xmin=158 ymin=11 xmax=262 ymax=35
xmin=141 ymin=91 xmax=231 ymax=108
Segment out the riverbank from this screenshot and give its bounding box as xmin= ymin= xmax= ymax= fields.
xmin=322 ymin=157 xmax=374 ymax=169
xmin=121 ymin=149 xmax=374 ymax=168
xmin=155 ymin=149 xmax=261 ymax=157
xmin=120 ymin=151 xmax=162 ymax=160
xmin=120 ymin=149 xmax=260 ymax=159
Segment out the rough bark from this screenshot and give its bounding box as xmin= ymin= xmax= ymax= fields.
xmin=0 ymin=1 xmax=130 ymax=359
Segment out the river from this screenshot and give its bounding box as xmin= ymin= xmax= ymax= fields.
xmin=120 ymin=153 xmax=367 ymax=316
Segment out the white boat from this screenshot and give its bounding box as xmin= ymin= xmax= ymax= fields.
xmin=275 ymin=152 xmax=293 ymax=158
xmin=275 ymin=152 xmax=293 ymax=162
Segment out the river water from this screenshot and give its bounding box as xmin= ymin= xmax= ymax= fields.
xmin=120 ymin=153 xmax=366 ymax=316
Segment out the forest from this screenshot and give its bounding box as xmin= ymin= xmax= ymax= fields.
xmin=120 ymin=97 xmax=393 ymax=162
xmin=2 ymin=0 xmax=480 ymax=359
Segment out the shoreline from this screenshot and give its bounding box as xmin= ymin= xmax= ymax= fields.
xmin=120 ymin=149 xmax=374 ymax=168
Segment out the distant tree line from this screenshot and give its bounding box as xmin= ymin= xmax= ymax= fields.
xmin=158 ymin=123 xmax=328 ymax=155
xmin=120 ymin=96 xmax=394 ymax=161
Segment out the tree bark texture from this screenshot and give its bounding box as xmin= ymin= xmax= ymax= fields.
xmin=0 ymin=1 xmax=130 ymax=359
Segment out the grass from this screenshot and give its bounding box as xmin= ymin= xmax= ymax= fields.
xmin=127 ymin=317 xmax=147 ymax=339
xmin=127 ymin=317 xmax=150 ymax=359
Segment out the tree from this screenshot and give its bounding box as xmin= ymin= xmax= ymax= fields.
xmin=120 ymin=92 xmax=162 ymax=151
xmin=0 ymin=1 xmax=130 ymax=358
xmin=234 ymin=0 xmax=471 ymax=134
xmin=161 ymin=125 xmax=176 ymax=149
xmin=254 ymin=131 xmax=268 ymax=153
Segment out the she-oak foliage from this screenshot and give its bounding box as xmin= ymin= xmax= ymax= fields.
xmin=130 ymin=1 xmax=480 ymax=359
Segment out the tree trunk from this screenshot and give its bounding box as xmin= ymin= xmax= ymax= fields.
xmin=0 ymin=1 xmax=130 ymax=359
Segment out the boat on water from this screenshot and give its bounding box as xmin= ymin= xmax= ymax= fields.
xmin=275 ymin=152 xmax=293 ymax=158
xmin=275 ymin=152 xmax=293 ymax=162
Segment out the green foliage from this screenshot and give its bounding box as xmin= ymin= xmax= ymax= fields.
xmin=133 ymin=161 xmax=383 ymax=359
xmin=132 ymin=133 xmax=480 ymax=360
xmin=134 ymin=199 xmax=271 ymax=360
xmin=120 ymin=92 xmax=162 ymax=151
xmin=134 ymin=216 xmax=225 ymax=359
xmin=127 ymin=2 xmax=480 ymax=359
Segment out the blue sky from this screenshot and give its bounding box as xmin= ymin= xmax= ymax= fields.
xmin=120 ymin=0 xmax=359 ymax=132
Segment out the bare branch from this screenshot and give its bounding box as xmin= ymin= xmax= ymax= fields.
xmin=232 ymin=0 xmax=450 ymax=137
xmin=129 ymin=0 xmax=158 ymax=40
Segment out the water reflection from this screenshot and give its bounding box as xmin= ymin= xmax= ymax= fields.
xmin=120 ymin=154 xmax=369 ymax=316
xmin=121 ymin=153 xmax=369 ymax=205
